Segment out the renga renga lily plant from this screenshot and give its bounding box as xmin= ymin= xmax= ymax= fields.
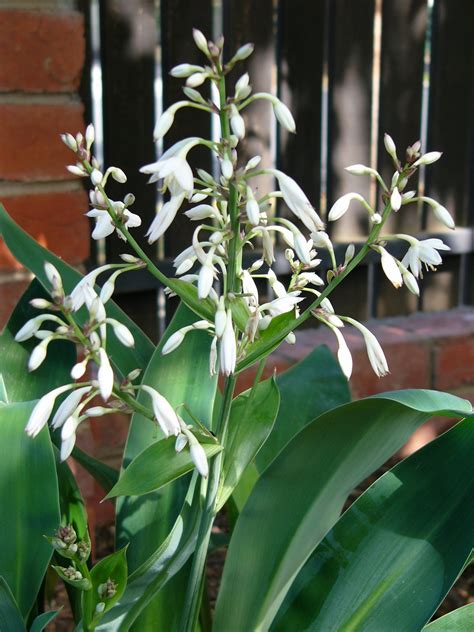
xmin=0 ymin=29 xmax=473 ymax=632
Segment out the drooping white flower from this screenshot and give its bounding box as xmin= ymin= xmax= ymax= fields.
xmin=328 ymin=192 xmax=366 ymax=221
xmin=188 ymin=434 xmax=209 ymax=477
xmin=15 ymin=314 xmax=63 ymax=342
xmin=260 ymin=292 xmax=303 ymax=317
xmin=273 ymin=100 xmax=296 ymax=133
xmin=219 ymin=309 xmax=236 ymax=376
xmin=241 ymin=270 xmax=259 ymax=307
xmin=147 ymin=193 xmax=186 ymax=243
xmin=28 ymin=339 xmax=51 ymax=371
xmin=141 ymin=385 xmax=180 ymax=437
xmin=141 ymin=138 xmax=200 ymax=198
xmin=60 ymin=415 xmax=80 ymax=461
xmin=344 ymin=317 xmax=389 ymax=377
xmin=221 ymin=158 xmax=233 ymax=180
xmin=400 ymin=237 xmax=450 ymax=278
xmin=86 ymin=208 xmax=141 ymax=241
xmin=198 ymin=250 xmax=216 ymax=299
xmin=106 ymin=319 xmax=135 ymax=348
xmin=401 ymin=267 xmax=420 ymax=296
xmin=51 ymin=386 xmax=92 ymax=430
xmin=25 ymin=384 xmax=73 ymax=437
xmin=45 ymin=262 xmax=63 ymax=293
xmin=270 ymin=170 xmax=324 ymax=232
xmin=332 ymin=326 xmax=353 ymax=379
xmin=71 ymin=359 xmax=88 ymax=380
xmin=377 ymin=246 xmax=403 ymax=288
xmin=214 ymin=297 xmax=227 ymax=338
xmin=97 ymin=348 xmax=114 ymax=401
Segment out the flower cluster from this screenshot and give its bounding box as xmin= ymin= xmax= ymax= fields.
xmin=17 ymin=29 xmax=453 ymax=476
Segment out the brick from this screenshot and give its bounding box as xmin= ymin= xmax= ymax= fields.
xmin=0 ymin=10 xmax=85 ymax=92
xmin=434 ymin=336 xmax=474 ymax=390
xmin=0 ymin=189 xmax=90 ymax=268
xmin=0 ymin=103 xmax=84 ymax=180
xmin=0 ymin=276 xmax=30 ymax=329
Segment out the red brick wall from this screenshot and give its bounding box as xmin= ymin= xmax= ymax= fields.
xmin=0 ymin=5 xmax=90 ymax=325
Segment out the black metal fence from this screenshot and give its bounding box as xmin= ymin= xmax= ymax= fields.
xmin=79 ymin=0 xmax=474 ymax=340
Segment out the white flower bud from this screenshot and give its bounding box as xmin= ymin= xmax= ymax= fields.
xmin=233 ymin=43 xmax=254 ymax=61
xmin=154 ymin=110 xmax=175 ymax=141
xmin=110 ymin=167 xmax=127 ymax=183
xmin=230 ymin=105 xmax=246 ymax=139
xmin=219 ymin=309 xmax=236 ymax=376
xmin=85 ymin=124 xmax=95 ymax=149
xmin=198 ymin=261 xmax=215 ymax=299
xmin=98 ymin=349 xmax=114 ymax=401
xmin=215 ymin=297 xmax=227 ymax=338
xmin=71 ymin=359 xmax=88 ymax=380
xmin=246 ymin=187 xmax=260 ymax=226
xmin=344 ymin=243 xmax=355 ymax=266
xmin=413 ymin=151 xmax=442 ymax=167
xmin=345 ymin=317 xmax=389 ymax=377
xmin=384 ymin=133 xmax=397 ymax=161
xmin=91 ymin=169 xmax=103 ymax=186
xmin=285 ymin=332 xmax=296 ymax=344
xmin=433 ymin=204 xmax=455 ymax=230
xmin=245 ymin=155 xmax=261 ymax=171
xmin=141 ymin=385 xmax=180 ymax=437
xmin=51 ymin=385 xmax=91 ymax=430
xmin=333 ymin=327 xmax=352 ymax=380
xmin=108 ymin=319 xmax=135 ymax=348
xmin=390 ymin=187 xmax=402 ymax=211
xmin=370 ymin=213 xmax=382 ymax=224
xmin=175 ymin=433 xmax=188 ymax=453
xmin=29 ymin=298 xmax=52 ymax=310
xmin=273 ymin=100 xmax=296 ymax=133
xmin=192 ymin=28 xmax=209 ymax=54
xmin=402 ymin=268 xmax=420 ymax=296
xmin=186 ymin=72 xmax=207 ymax=88
xmin=25 ymin=384 xmax=72 ymax=437
xmin=170 ymin=63 xmax=204 ymax=78
xmin=162 ymin=330 xmax=186 ymax=355
xmin=378 ymin=247 xmax=403 ymax=288
xmin=28 ymin=340 xmax=49 ymax=371
xmin=328 ymin=192 xmax=364 ymax=221
xmin=61 ymin=133 xmax=78 ymax=152
xmin=189 ymin=435 xmax=209 ymax=477
xmin=184 ymin=204 xmax=217 ymax=220
xmin=345 ymin=164 xmax=378 ymax=176
xmin=235 ymin=73 xmax=250 ymax=100
xmin=221 ymin=158 xmax=233 ymax=180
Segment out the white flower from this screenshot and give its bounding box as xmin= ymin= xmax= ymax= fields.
xmin=421 ymin=197 xmax=455 ymax=230
xmin=328 ymin=192 xmax=365 ymax=221
xmin=71 ymin=359 xmax=88 ymax=380
xmin=332 ymin=326 xmax=352 ymax=379
xmin=97 ymin=348 xmax=114 ymax=400
xmin=170 ymin=63 xmax=204 ymax=78
xmin=401 ymin=267 xmax=420 ymax=296
xmin=147 ymin=193 xmax=186 ymax=243
xmin=390 ymin=187 xmax=402 ymax=211
xmin=215 ymin=298 xmax=227 ymax=338
xmin=25 ymin=384 xmax=73 ymax=437
xmin=106 ymin=319 xmax=135 ymax=347
xmin=61 ymin=133 xmax=78 ymax=152
xmin=198 ymin=251 xmax=216 ymax=299
xmin=413 ymin=151 xmax=442 ymax=167
xmin=221 ymin=158 xmax=233 ymax=180
xmin=260 ymin=293 xmax=303 ymax=317
xmin=344 ymin=317 xmax=389 ymax=377
xmin=273 ymin=100 xmax=296 ymax=133
xmin=15 ymin=314 xmax=63 ymax=342
xmin=241 ymin=270 xmax=259 ymax=307
xmin=85 ymin=123 xmax=95 ymax=149
xmin=45 ymin=262 xmax=63 ymax=292
xmin=91 ymin=169 xmax=103 ymax=186
xmin=141 ymin=138 xmax=200 ymax=197
xmin=233 ymin=43 xmax=254 ymax=62
xmin=246 ymin=186 xmax=260 ymax=225
xmin=235 ymin=73 xmax=250 ymax=99
xmin=86 ymin=208 xmax=141 ymax=240
xmin=51 ymin=386 xmax=91 ymax=430
xmin=175 ymin=433 xmax=188 ymax=453
xmin=186 ymin=72 xmax=208 ymax=88
xmin=60 ymin=415 xmax=80 ymax=461
xmin=271 ymin=170 xmax=324 ymax=232
xmin=384 ymin=133 xmax=397 ymax=161
xmin=401 ymin=237 xmax=450 ymax=278
xmin=28 ymin=339 xmax=51 ymax=371
xmin=188 ymin=434 xmax=209 ymax=477
xmin=345 ymin=164 xmax=379 ymax=177
xmin=141 ymin=385 xmax=180 ymax=437
xmin=293 ymin=232 xmax=313 ymax=265
xmin=192 ymin=28 xmax=209 ymax=54
xmin=219 ymin=309 xmax=236 ymax=376
xmin=230 ymin=105 xmax=245 ymax=139
xmin=378 ymin=247 xmax=402 ymax=288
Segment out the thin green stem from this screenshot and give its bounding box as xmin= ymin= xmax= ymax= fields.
xmin=78 ymin=562 xmax=94 ymax=632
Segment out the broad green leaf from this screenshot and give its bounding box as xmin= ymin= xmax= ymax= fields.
xmin=30 ymin=609 xmax=61 ymax=631
xmin=71 ymin=446 xmax=119 ymax=494
xmin=256 ymin=344 xmax=350 ymax=472
xmin=0 ymin=279 xmax=75 ymax=402
xmin=214 ymin=390 xmax=473 ymax=632
xmin=423 ymin=604 xmax=474 ymax=631
xmin=116 ymin=303 xmax=218 ymax=631
xmin=0 ymin=204 xmax=154 ymax=376
xmin=216 ymin=377 xmax=280 ymax=510
xmin=107 ymin=435 xmax=222 ymax=498
xmin=0 ymin=402 xmax=60 ymax=618
xmin=87 ymin=547 xmax=128 ymax=622
xmin=0 ymin=375 xmax=8 ymax=403
xmin=96 ymin=476 xmax=202 ymax=631
xmin=0 ymin=577 xmax=26 ymax=631
xmin=274 ymin=420 xmax=474 ymax=632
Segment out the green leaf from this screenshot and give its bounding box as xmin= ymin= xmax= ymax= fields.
xmin=236 ymin=312 xmax=295 ymax=372
xmin=274 ymin=419 xmax=474 ymax=631
xmin=256 ymin=344 xmax=351 ymax=472
xmin=107 ymin=435 xmax=222 ymax=498
xmin=0 ymin=402 xmax=60 ymax=618
xmin=0 ymin=279 xmax=75 ymax=403
xmin=96 ymin=476 xmax=203 ymax=631
xmin=216 ymin=377 xmax=280 ymax=510
xmin=115 ymin=303 xmax=218 ymax=631
xmin=71 ymin=446 xmax=119 ymax=494
xmin=0 ymin=577 xmax=26 ymax=631
xmin=30 ymin=609 xmax=61 ymax=632
xmin=0 ymin=375 xmax=8 ymax=404
xmin=214 ymin=389 xmax=473 ymax=632
xmin=88 ymin=548 xmax=128 ymax=619
xmin=0 ymin=204 xmax=154 ymax=376
xmin=423 ymin=604 xmax=474 ymax=631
